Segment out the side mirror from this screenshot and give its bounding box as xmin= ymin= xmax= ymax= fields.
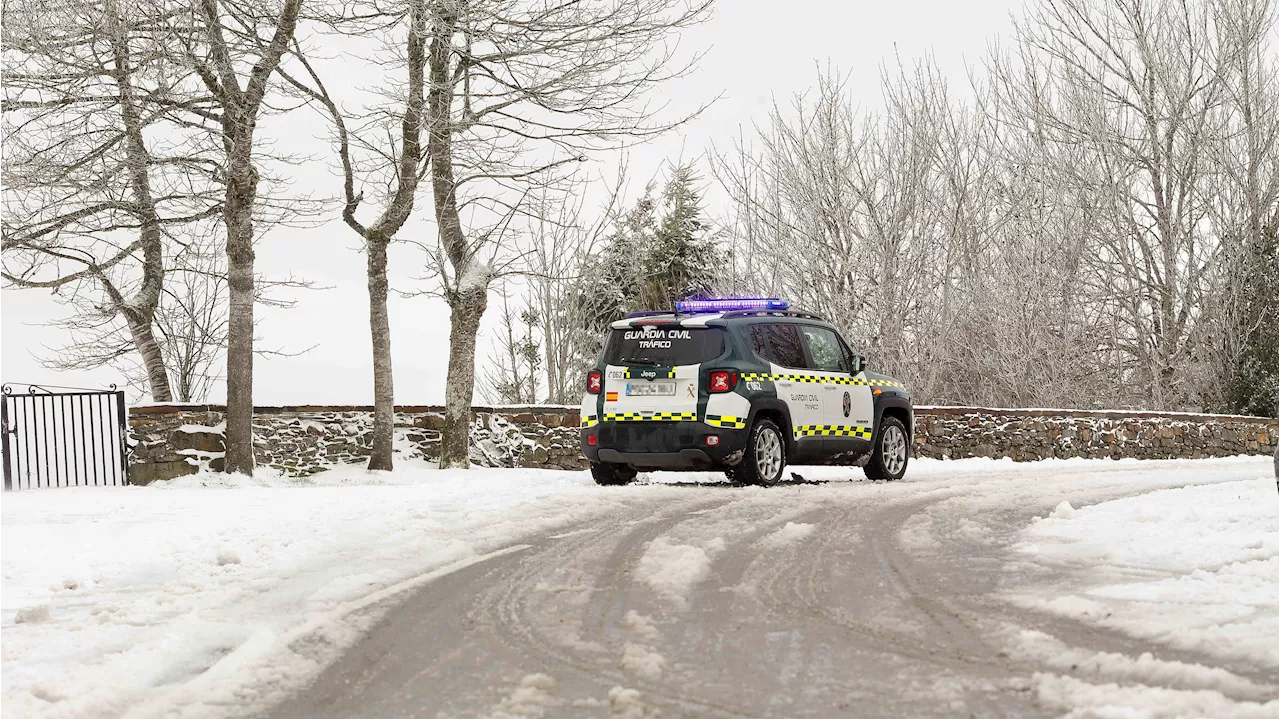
xmin=851 ymin=354 xmax=866 ymax=375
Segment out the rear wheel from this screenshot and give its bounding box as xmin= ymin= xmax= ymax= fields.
xmin=727 ymin=419 xmax=786 ymax=486
xmin=590 ymin=461 xmax=636 ymax=486
xmin=864 ymin=416 xmax=909 ymax=481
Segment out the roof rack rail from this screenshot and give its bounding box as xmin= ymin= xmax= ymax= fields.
xmin=718 ymin=309 xmax=827 ymax=321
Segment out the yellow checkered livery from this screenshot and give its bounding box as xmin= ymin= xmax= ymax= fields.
xmin=740 ymin=372 xmax=905 ymax=388
xmin=793 ymin=424 xmax=873 ymax=439
xmin=623 ymin=367 xmax=676 ymax=379
xmin=704 ymin=414 xmax=746 ymax=429
xmin=604 ymin=411 xmax=697 ymax=422
xmin=581 ymin=414 xmax=598 ymax=428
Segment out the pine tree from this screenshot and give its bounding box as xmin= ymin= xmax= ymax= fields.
xmin=561 ymin=163 xmax=719 ymax=371
xmin=641 ymin=164 xmax=717 ymax=311
xmin=1217 ymin=217 xmax=1279 ymax=417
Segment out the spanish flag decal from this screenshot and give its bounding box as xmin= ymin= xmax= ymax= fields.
xmin=606 ymin=391 xmax=618 ymax=401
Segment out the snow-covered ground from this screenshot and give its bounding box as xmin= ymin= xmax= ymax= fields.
xmin=1 ymin=465 xmax=657 ymax=719
xmin=1003 ymin=475 xmax=1278 ymax=718
xmin=1011 ymin=479 xmax=1277 ymax=667
xmin=2 ymin=456 xmax=1275 ymax=719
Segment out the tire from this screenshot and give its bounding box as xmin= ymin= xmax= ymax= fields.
xmin=590 ymin=461 xmax=636 ymax=486
xmin=864 ymin=415 xmax=909 ymax=481
xmin=726 ymin=418 xmax=787 ymax=487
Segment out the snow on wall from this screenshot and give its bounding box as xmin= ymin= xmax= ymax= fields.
xmin=128 ymin=406 xmax=585 ymax=483
xmin=127 ymin=404 xmax=1277 ymax=483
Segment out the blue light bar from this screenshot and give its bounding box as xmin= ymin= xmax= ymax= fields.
xmin=675 ymin=298 xmax=791 ymax=313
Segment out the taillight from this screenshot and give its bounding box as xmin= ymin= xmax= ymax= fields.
xmin=708 ymin=370 xmax=738 ymax=393
xmin=587 ymin=370 xmax=602 ymax=394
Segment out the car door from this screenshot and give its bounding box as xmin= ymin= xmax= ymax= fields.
xmin=747 ymin=323 xmax=824 ymax=461
xmin=798 ymin=325 xmax=874 ymax=460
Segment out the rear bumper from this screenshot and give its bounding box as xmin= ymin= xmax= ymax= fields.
xmin=582 ymin=420 xmax=748 ymax=470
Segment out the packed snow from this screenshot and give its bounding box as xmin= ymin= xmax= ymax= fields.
xmin=619 ymin=642 xmax=666 ymax=680
xmin=620 ymin=610 xmax=661 ymax=641
xmin=482 ymin=673 xmax=558 ymax=719
xmin=1032 ymin=673 xmax=1276 ymax=719
xmin=760 ymin=521 xmax=815 ymax=547
xmin=1006 ymin=630 xmax=1272 ymax=699
xmin=634 ymin=536 xmax=724 ymax=608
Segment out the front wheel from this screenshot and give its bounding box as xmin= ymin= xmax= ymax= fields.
xmin=590 ymin=461 xmax=637 ymax=486
xmin=727 ymin=419 xmax=787 ymax=486
xmin=864 ymin=416 xmax=909 ymax=481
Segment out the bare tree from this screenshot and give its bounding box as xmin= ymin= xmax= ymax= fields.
xmin=714 ymin=0 xmax=1274 ymax=414
xmin=185 ymin=0 xmax=304 ymax=473
xmin=478 ymin=287 xmax=541 ymax=405
xmin=525 ymin=176 xmax=624 ymax=404
xmin=283 ymin=0 xmax=429 ymax=471
xmin=153 ymin=242 xmax=225 ymax=402
xmin=2 ymin=0 xmax=223 ymax=401
xmin=21 ymin=224 xmax=227 ymax=402
xmin=714 ymin=65 xmax=951 ymax=390
xmin=993 ymin=0 xmax=1232 ymax=409
xmin=419 ymin=0 xmax=714 ymax=467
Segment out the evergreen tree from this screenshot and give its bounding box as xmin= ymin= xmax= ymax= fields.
xmin=564 ymin=163 xmax=719 ymax=367
xmin=642 ymin=164 xmax=718 ymax=311
xmin=1217 ymin=217 xmax=1279 ymax=417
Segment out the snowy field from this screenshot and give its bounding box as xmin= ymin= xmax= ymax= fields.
xmin=2 ymin=456 xmax=1276 ymax=719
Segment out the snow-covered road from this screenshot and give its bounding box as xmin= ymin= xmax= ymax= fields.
xmin=3 ymin=457 xmax=1276 ymax=718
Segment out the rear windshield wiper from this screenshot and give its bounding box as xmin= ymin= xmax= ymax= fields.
xmin=620 ymin=356 xmax=661 ymax=366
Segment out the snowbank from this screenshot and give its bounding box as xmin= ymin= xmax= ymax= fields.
xmin=1009 ymin=476 xmax=1279 ymax=669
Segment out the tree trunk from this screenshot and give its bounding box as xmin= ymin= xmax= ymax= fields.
xmin=126 ymin=313 xmax=173 ymax=402
xmin=439 ymin=286 xmax=487 ymax=468
xmin=367 ymin=233 xmax=394 ymax=470
xmin=223 ymin=134 xmax=258 ymax=475
xmin=194 ymin=0 xmax=301 ymax=474
xmin=108 ymin=0 xmax=173 ymax=403
xmin=424 ymin=6 xmax=485 ymax=469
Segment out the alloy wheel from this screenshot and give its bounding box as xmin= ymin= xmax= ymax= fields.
xmin=881 ymin=424 xmax=907 ymax=476
xmin=755 ymin=427 xmax=782 ymax=480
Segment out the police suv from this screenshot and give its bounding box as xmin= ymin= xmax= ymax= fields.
xmin=580 ymin=298 xmax=913 ymax=486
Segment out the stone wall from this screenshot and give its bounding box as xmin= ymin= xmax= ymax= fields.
xmin=913 ymin=406 xmax=1277 ymax=461
xmin=128 ymin=404 xmax=585 ymax=484
xmin=128 ymin=404 xmax=1277 ymax=484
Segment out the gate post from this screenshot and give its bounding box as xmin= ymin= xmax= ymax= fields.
xmin=1 ymin=393 xmax=12 ymax=491
xmin=115 ymin=390 xmax=129 ymax=485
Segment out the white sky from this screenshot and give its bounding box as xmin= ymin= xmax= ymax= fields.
xmin=1 ymin=0 xmax=1019 ymax=405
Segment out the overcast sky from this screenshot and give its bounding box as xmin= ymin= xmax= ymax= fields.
xmin=1 ymin=0 xmax=1019 ymax=405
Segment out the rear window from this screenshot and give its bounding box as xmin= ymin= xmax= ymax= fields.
xmin=604 ymin=327 xmax=724 ymax=366
xmin=749 ymin=323 xmax=807 ymax=368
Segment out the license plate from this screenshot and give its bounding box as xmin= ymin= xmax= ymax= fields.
xmin=626 ymin=382 xmax=675 ymax=396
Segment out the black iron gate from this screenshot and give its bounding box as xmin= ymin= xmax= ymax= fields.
xmin=1 ymin=384 xmax=129 ymax=490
